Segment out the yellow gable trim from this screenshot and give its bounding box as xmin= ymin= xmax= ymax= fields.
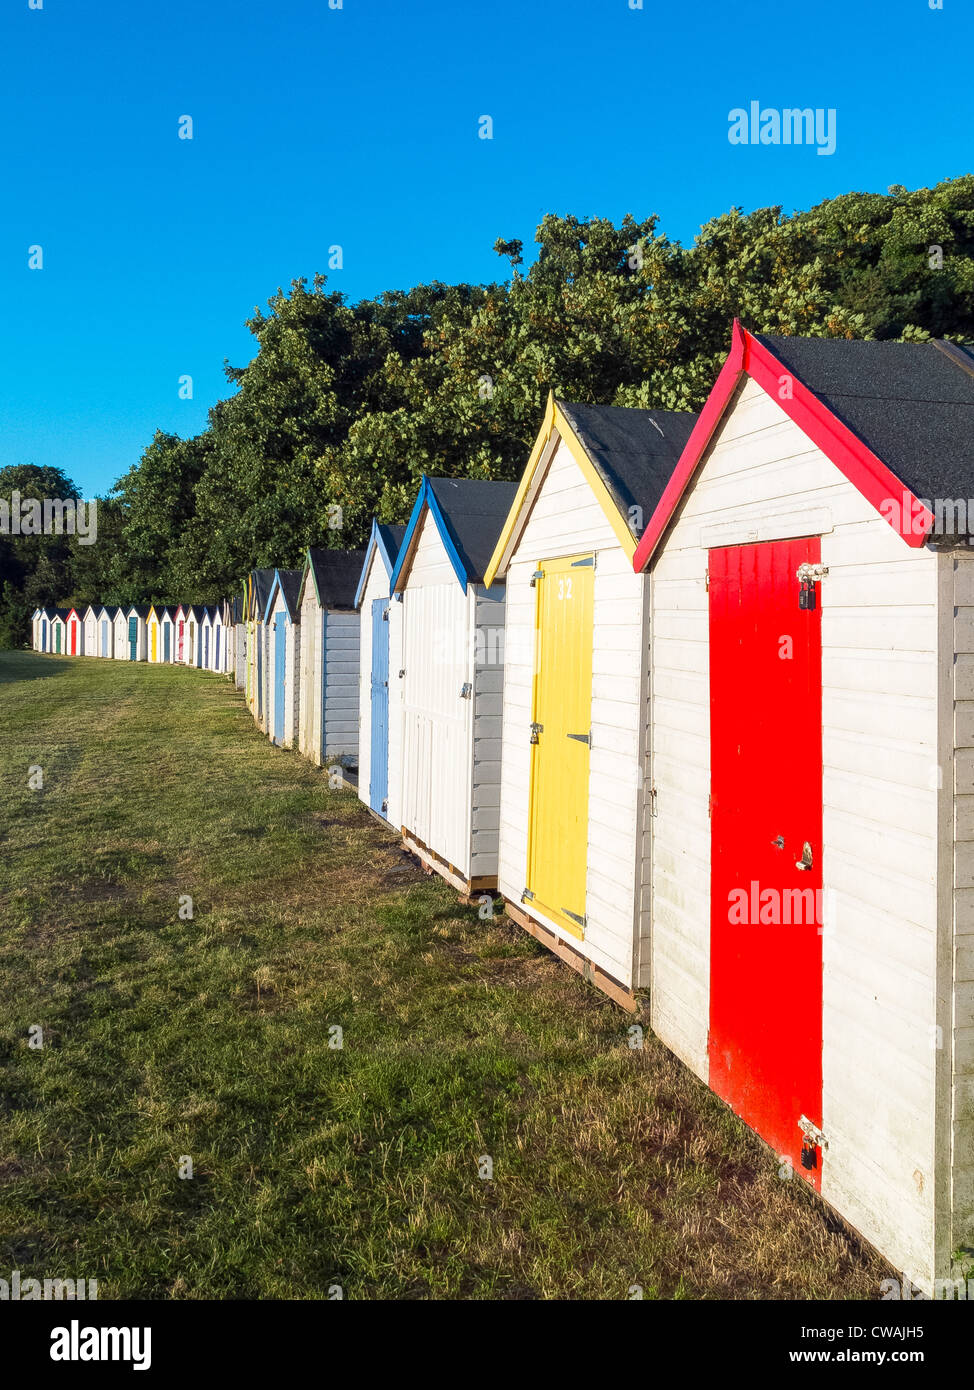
xmin=483 ymin=394 xmax=636 ymax=586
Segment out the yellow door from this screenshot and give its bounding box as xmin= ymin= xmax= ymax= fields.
xmin=526 ymin=553 xmax=594 ymax=938
xmin=150 ymin=624 xmax=157 ymax=661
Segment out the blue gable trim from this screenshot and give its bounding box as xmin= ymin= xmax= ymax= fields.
xmin=264 ymin=569 xmax=298 ymax=625
xmin=389 ymin=477 xmax=469 ymax=594
xmin=354 ymin=519 xmax=393 ymax=610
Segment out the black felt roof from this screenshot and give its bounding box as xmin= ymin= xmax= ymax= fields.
xmin=275 ymin=568 xmax=304 ymax=619
xmin=307 ymin=548 xmax=368 ymax=609
xmin=756 ymin=335 xmax=974 ymax=523
xmin=556 ymin=402 xmax=698 ymax=536
xmin=130 ymin=604 xmax=151 ymax=619
xmin=426 ymin=478 xmax=519 ymax=583
xmin=252 ymin=568 xmax=275 ymax=617
xmin=378 ymin=522 xmax=407 ymax=568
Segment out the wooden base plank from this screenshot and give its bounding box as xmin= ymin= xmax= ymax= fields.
xmin=503 ymin=899 xmax=641 ymax=1015
xmin=401 ymin=831 xmax=498 ymax=897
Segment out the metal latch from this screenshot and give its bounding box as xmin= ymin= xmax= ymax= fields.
xmin=799 ymin=1115 xmax=827 ymax=1170
xmin=530 ymin=722 xmax=543 ymax=744
xmin=797 ymin=562 xmax=828 ymax=611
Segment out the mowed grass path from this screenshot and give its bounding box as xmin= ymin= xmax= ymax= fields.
xmin=0 ymin=650 xmax=887 ymax=1299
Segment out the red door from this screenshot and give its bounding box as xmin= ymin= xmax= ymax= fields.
xmin=69 ymin=620 xmax=77 ymax=655
xmin=708 ymin=538 xmax=823 ymax=1186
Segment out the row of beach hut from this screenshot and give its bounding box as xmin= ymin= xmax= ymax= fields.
xmin=32 ymin=602 xmax=237 ymax=672
xmin=33 ymin=322 xmax=974 ymax=1294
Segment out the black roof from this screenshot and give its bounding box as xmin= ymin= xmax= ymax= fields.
xmin=128 ymin=604 xmax=151 ymax=619
xmin=251 ymin=568 xmax=275 ymax=619
xmin=557 ymin=401 xmax=698 ymax=537
xmin=757 ymin=335 xmax=974 ymax=532
xmin=306 ymin=548 xmax=368 ymax=609
xmin=273 ymin=568 xmax=304 ymax=620
xmin=53 ymin=607 xmax=71 ymax=620
xmin=427 ymin=477 xmax=519 ymax=584
xmin=187 ymin=605 xmax=206 ymax=622
xmin=377 ymin=521 xmax=407 ymax=567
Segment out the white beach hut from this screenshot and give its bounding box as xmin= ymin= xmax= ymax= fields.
xmin=264 ymin=569 xmax=303 ymax=747
xmin=632 ymin=321 xmax=974 ymax=1295
xmin=390 ymin=477 xmax=517 ymax=895
xmin=356 ymin=520 xmax=407 ymax=823
xmin=483 ymin=396 xmax=696 ymax=1007
xmin=296 ymin=548 xmax=365 ymax=767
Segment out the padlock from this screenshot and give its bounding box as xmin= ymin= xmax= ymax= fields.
xmin=799 ymin=579 xmax=816 ymax=611
xmin=800 ymin=1137 xmax=817 ymax=1170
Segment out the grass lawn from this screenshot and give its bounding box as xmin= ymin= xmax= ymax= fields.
xmin=0 ymin=650 xmax=889 ymax=1299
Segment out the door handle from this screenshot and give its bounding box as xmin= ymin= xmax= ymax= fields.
xmin=796 ymin=841 xmax=813 ymax=871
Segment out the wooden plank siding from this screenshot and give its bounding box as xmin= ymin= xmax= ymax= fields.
xmin=648 ymin=374 xmax=943 ymax=1287
xmin=323 ymin=611 xmax=360 ymax=761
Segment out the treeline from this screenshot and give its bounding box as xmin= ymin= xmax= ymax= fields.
xmin=3 ymin=177 xmax=974 ymax=646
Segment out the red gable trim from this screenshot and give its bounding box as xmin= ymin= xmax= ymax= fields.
xmin=632 ymin=321 xmax=934 ymax=571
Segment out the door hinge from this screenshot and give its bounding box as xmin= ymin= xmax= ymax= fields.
xmin=562 ymin=908 xmax=586 ymax=928
xmin=522 ymin=888 xmax=535 ymax=902
xmin=460 ymin=682 xmax=472 ymax=699
xmin=571 ymin=556 xmax=595 ymax=568
xmin=530 ymin=569 xmax=544 ymax=587
xmin=566 ymin=731 xmax=591 ymax=746
xmin=704 ymin=568 xmax=709 ymax=592
xmin=649 ymin=785 xmax=658 ymax=817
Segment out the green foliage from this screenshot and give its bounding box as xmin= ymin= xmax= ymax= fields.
xmin=4 ymin=176 xmax=974 ymax=644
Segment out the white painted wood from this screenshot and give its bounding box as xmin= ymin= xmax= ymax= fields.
xmin=649 ymin=374 xmax=943 ymax=1289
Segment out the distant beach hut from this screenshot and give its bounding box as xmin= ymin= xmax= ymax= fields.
xmin=296 ymin=547 xmax=366 ymax=767
xmin=31 ymin=607 xmax=42 ymax=650
xmin=389 ymin=476 xmax=517 ymax=894
xmin=264 ymin=569 xmax=304 ymax=747
xmin=65 ymin=607 xmax=83 ymax=656
xmin=124 ymin=605 xmax=149 ymax=661
xmin=200 ymin=607 xmax=215 ymax=671
xmin=146 ymin=605 xmax=163 ymax=663
xmin=112 ymin=605 xmax=129 ymax=659
xmin=232 ymin=595 xmax=246 ymax=688
xmin=51 ymin=609 xmax=68 ymax=654
xmin=82 ymin=605 xmax=98 ymax=655
xmin=96 ymin=605 xmax=114 ymax=658
xmin=245 ymin=570 xmax=275 ymax=724
xmin=355 ymin=519 xmax=407 ymax=822
xmin=159 ymin=606 xmax=174 ymax=662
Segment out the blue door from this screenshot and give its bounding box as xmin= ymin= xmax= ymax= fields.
xmin=369 ymin=598 xmax=390 ymax=816
xmin=163 ymin=624 xmax=171 ymax=662
xmin=128 ymin=616 xmax=137 ymax=660
xmin=273 ymin=615 xmax=286 ymax=744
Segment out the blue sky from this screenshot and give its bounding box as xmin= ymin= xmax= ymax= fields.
xmin=1 ymin=0 xmax=969 ymax=497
